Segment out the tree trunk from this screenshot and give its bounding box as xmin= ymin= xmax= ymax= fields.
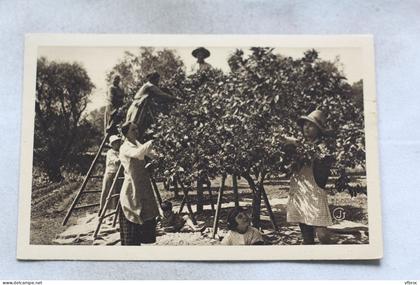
xmin=232 ymin=175 xmax=239 ymax=210
xmin=261 ymin=184 xmax=279 ymax=232
xmin=173 ymin=176 xmax=180 ymax=198
xmin=196 ymin=178 xmax=204 ymax=213
xmin=242 ymin=172 xmax=263 ymax=229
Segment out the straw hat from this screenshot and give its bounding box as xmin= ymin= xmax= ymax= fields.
xmin=109 ymin=135 xmax=121 ymax=145
xmin=192 ymin=47 xmax=210 ymax=59
xmin=297 ymin=110 xmax=327 ymax=134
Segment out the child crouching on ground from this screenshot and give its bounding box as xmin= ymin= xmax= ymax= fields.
xmin=221 ymin=207 xmax=265 ymax=245
xmin=160 ymin=201 xmax=205 ymax=233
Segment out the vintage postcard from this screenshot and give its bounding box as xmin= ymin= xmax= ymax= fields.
xmin=17 ymin=34 xmax=382 ymax=260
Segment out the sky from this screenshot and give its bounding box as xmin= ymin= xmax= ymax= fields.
xmin=38 ymin=46 xmax=364 ymax=113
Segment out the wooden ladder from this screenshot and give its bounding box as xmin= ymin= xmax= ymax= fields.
xmin=92 ymin=162 xmax=163 ymax=239
xmin=62 ymin=131 xmax=113 ymax=226
xmin=92 ymin=96 xmax=163 ymax=239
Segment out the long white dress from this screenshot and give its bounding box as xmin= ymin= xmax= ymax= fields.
xmin=287 ymin=164 xmax=333 ymax=227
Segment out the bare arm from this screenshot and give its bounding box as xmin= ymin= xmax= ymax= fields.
xmin=271 ymin=132 xmax=298 ymax=145
xmin=149 ymin=85 xmax=180 ymax=102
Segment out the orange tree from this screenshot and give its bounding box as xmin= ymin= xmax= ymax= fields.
xmin=150 ymin=48 xmax=365 ymax=227
xmin=106 ymin=47 xmax=185 ymax=99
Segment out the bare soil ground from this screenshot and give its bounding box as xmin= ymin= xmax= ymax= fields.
xmin=30 ymin=175 xmax=369 ymax=246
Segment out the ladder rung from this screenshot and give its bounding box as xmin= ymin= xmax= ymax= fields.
xmin=154 ymin=177 xmax=166 ymax=182
xmin=105 ymin=194 xmax=120 ymax=201
xmin=83 ymin=190 xmax=102 ymax=194
xmin=89 ymin=175 xmax=123 ymax=180
xmin=260 ymin=215 xmax=271 ymax=221
xmin=103 ymin=210 xmax=118 ymax=219
xmin=74 ymin=203 xmax=100 ymax=210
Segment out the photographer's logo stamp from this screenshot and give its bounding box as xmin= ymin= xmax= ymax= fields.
xmin=333 ymin=207 xmax=346 ymax=221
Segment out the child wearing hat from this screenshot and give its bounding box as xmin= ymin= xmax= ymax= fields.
xmin=99 ymin=135 xmax=122 ymax=215
xmin=286 ymin=110 xmax=334 ymax=244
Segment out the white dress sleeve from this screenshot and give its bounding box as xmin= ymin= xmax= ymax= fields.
xmin=121 ymin=140 xmax=153 ymax=160
xmin=221 ymin=231 xmax=233 ymax=245
xmin=248 ymin=227 xmax=264 ymax=245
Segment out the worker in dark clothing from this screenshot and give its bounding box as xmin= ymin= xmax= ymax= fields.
xmin=105 ymin=75 xmax=125 ymax=134
xmin=125 ymin=72 xmax=180 ymax=141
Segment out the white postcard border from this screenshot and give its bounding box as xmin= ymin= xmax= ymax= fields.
xmin=17 ymin=34 xmax=382 ymax=260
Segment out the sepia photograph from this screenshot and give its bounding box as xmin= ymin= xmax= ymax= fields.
xmin=17 ymin=34 xmax=382 ymax=260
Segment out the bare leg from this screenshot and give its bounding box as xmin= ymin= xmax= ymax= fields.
xmin=183 ymin=215 xmax=197 ymax=230
xmin=183 ymin=215 xmax=205 ymax=232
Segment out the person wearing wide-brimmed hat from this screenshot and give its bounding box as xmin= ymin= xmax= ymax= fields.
xmin=191 ymin=47 xmax=212 ymax=73
xmin=104 ymin=75 xmax=125 ymax=135
xmin=285 ymin=109 xmax=335 ymax=245
xmin=125 ymin=72 xmax=180 ymax=140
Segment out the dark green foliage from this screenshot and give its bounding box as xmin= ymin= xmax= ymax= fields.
xmin=105 ymin=47 xmax=365 ymax=196
xmin=151 ymin=48 xmax=365 ymax=196
xmin=34 ymin=57 xmax=98 ymax=182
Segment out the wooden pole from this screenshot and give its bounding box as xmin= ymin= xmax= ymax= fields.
xmin=179 ymin=196 xmax=186 ymax=214
xmin=207 ymin=181 xmax=215 ymax=212
xmin=196 ymin=178 xmax=204 ymax=213
xmin=232 ymin=175 xmax=239 ymax=210
xmin=150 ymin=175 xmax=162 ymax=205
xmin=261 ymin=185 xmax=279 ymax=232
xmin=211 ymin=175 xmax=226 ymax=239
xmin=252 ymin=182 xmax=262 ymax=229
xmin=93 ymin=164 xmax=124 ymax=238
xmin=62 ymin=133 xmax=110 ymax=226
xmin=112 ymin=203 xmax=120 ymax=228
xmin=98 ymin=165 xmax=123 ymax=218
xmin=177 ymin=178 xmax=197 ymax=225
xmin=173 ymin=177 xmax=180 ymax=198
xmin=242 ymin=173 xmax=261 ymax=229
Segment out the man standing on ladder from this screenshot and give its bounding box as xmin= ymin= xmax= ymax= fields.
xmin=191 ymin=47 xmax=212 ymax=73
xmin=126 ymin=71 xmax=180 ymax=140
xmin=191 ymin=48 xmax=213 ymax=211
xmin=105 ymin=75 xmax=125 ymax=135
